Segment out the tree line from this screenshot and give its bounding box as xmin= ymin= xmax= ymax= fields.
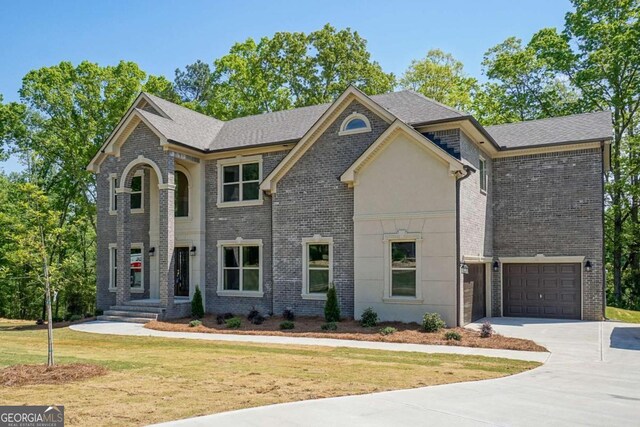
xmin=0 ymin=0 xmax=638 ymax=320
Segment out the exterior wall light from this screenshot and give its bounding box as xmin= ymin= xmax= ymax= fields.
xmin=148 ymin=247 xmax=155 ymax=257
xmin=493 ymin=260 xmax=499 ymax=272
xmin=585 ymin=260 xmax=592 ymax=272
xmin=190 ymin=246 xmax=197 ymax=256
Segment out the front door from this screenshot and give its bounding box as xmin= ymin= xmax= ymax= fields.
xmin=174 ymin=247 xmax=190 ymax=297
xmin=463 ymin=264 xmax=486 ymax=324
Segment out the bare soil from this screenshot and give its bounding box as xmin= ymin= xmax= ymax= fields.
xmin=146 ymin=315 xmax=547 ymax=352
xmin=0 ymin=363 xmax=108 ymax=387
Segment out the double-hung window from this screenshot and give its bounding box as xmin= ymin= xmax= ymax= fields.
xmin=218 ymin=156 xmax=262 ymax=206
xmin=390 ymin=241 xmax=417 ymax=297
xmin=302 ymin=236 xmax=333 ymax=298
xmin=109 ymin=171 xmax=143 ymax=213
xmin=217 ymin=239 xmax=263 ymax=296
xmin=109 ymin=243 xmax=143 ymax=292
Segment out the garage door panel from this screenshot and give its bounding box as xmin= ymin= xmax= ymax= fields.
xmin=504 ymin=263 xmax=580 ymax=320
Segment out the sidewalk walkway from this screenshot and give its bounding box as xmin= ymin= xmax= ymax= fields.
xmin=70 ymin=321 xmax=549 ymax=363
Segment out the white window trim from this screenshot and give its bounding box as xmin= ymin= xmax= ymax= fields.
xmin=109 ymin=171 xmax=144 ymax=215
xmin=479 ymin=156 xmax=487 ymax=195
xmin=174 ymin=166 xmax=192 ymax=221
xmin=217 ymin=155 xmax=263 ymax=208
xmin=301 ymin=235 xmax=333 ymax=300
xmin=339 ymin=112 xmax=372 ymax=136
xmin=383 ymin=232 xmax=423 ymax=303
xmin=216 ymin=238 xmax=264 ymax=297
xmin=109 ymin=242 xmax=144 ymax=293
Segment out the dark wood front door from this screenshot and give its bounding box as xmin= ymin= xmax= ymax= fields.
xmin=174 ymin=247 xmax=190 ymax=297
xmin=503 ymin=263 xmax=580 ymax=319
xmin=463 ymin=264 xmax=486 ymax=324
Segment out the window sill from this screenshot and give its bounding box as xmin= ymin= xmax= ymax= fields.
xmin=216 ymin=290 xmax=264 ymax=298
xmin=338 ymin=128 xmax=371 ymax=136
xmin=383 ymin=297 xmax=424 ymax=305
xmin=217 ymin=199 xmax=263 ymax=208
xmin=108 ymin=288 xmax=145 ymax=293
xmin=131 ymin=208 xmax=144 ymax=214
xmin=175 ymin=216 xmax=193 ymax=222
xmin=301 ymin=293 xmax=327 ymax=301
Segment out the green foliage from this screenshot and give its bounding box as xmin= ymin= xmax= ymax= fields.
xmin=321 ymin=322 xmax=337 ymax=331
xmin=68 ymin=314 xmax=83 ymax=322
xmin=324 ymin=285 xmax=341 ymax=323
xmin=175 ymin=24 xmax=395 ymax=120
xmin=379 ymin=326 xmax=397 ymax=336
xmin=225 ymin=317 xmax=241 ymax=329
xmin=422 ymin=313 xmax=446 ymax=333
xmin=480 ymin=321 xmax=494 ymax=338
xmin=444 ymin=331 xmax=462 ymax=341
xmin=360 ymin=307 xmax=378 ymax=327
xmin=400 ymin=49 xmax=477 ymax=111
xmin=189 ymin=320 xmax=202 ymax=328
xmin=279 ymin=320 xmax=295 ymax=330
xmin=191 ymin=286 xmax=204 ymax=319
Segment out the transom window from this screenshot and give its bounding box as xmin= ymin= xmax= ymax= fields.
xmin=390 ymin=241 xmax=417 ymax=297
xmin=339 ymin=112 xmax=371 ymax=136
xmin=218 ymin=156 xmax=263 ymax=206
xmin=222 ymin=245 xmax=260 ymax=292
xmin=479 ymin=157 xmax=487 ymax=193
xmin=175 ymin=170 xmax=189 ymax=217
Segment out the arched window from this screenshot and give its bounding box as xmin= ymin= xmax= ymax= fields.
xmin=175 ymin=171 xmax=189 ymax=217
xmin=339 ymin=112 xmax=371 ymax=136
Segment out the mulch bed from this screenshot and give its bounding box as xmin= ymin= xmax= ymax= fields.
xmin=0 ymin=364 xmax=108 ymax=387
xmin=146 ymin=315 xmax=547 ymax=352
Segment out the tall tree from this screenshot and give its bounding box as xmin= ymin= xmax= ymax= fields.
xmin=400 ymin=49 xmax=477 ymax=111
xmin=176 ymin=24 xmax=395 ymax=120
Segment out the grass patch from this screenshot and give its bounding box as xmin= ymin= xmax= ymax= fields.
xmin=0 ymin=318 xmax=539 ymax=426
xmin=606 ymin=306 xmax=640 ymax=323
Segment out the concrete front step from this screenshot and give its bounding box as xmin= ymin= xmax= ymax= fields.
xmin=109 ymin=305 xmax=164 ymax=314
xmin=97 ymin=315 xmax=153 ymax=324
xmin=103 ymin=310 xmax=158 ymax=319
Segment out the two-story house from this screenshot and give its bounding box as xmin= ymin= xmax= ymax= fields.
xmin=87 ymin=86 xmax=611 ymax=326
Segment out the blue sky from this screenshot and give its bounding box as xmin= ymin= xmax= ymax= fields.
xmin=0 ymin=0 xmax=571 ymax=172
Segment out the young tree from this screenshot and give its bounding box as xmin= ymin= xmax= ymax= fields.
xmin=400 ymin=49 xmax=477 ymax=112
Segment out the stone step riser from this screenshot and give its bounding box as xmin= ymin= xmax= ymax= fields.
xmin=97 ymin=315 xmax=152 ymax=324
xmin=103 ymin=310 xmax=158 ymax=319
xmin=109 ymin=305 xmax=164 ymax=314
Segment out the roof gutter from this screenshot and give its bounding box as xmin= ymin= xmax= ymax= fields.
xmin=455 ymin=165 xmax=475 ymax=326
xmin=411 ymin=116 xmax=502 ymax=152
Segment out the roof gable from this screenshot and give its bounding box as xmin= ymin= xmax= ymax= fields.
xmin=340 ymin=120 xmax=465 ymax=187
xmin=260 ymin=86 xmax=396 ymax=193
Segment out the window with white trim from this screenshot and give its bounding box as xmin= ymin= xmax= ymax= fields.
xmin=339 ymin=112 xmax=371 ymax=136
xmin=302 ymin=236 xmax=333 ymax=297
xmin=217 ymin=156 xmax=263 ymax=206
xmin=479 ymin=157 xmax=487 ymax=193
xmin=175 ymin=170 xmax=189 ymax=217
xmin=109 ymin=243 xmax=144 ymax=292
xmin=109 ymin=175 xmax=118 ymax=213
xmin=219 ymin=242 xmax=262 ymax=292
xmin=109 ymin=245 xmax=117 ymax=289
xmin=390 ymin=241 xmax=417 ymax=297
xmin=130 ymin=173 xmax=143 ymax=211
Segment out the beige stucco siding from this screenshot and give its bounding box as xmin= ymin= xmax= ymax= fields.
xmin=353 ymin=134 xmax=458 ymax=325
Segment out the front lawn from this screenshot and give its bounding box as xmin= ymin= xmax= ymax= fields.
xmin=606 ymin=306 xmax=640 ymax=323
xmin=147 ymin=315 xmax=547 ymax=352
xmin=0 ymin=319 xmax=539 ymax=426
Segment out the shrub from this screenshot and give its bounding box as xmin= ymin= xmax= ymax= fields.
xmin=480 ymin=321 xmax=494 ymax=338
xmin=94 ymin=309 xmax=104 ymax=317
xmin=225 ymin=317 xmax=242 ymax=329
xmin=68 ymin=314 xmax=83 ymax=322
xmin=422 ymin=312 xmax=446 ymax=332
xmin=280 ymin=320 xmax=295 ymax=330
xmin=360 ymin=307 xmax=378 ymax=327
xmin=444 ymin=330 xmax=462 ymax=341
xmin=324 ymin=285 xmax=341 ymax=322
xmin=321 ymin=322 xmax=337 ymax=331
xmin=191 ymin=286 xmax=204 ymax=319
xmin=248 ymin=308 xmax=260 ymax=321
xmin=52 ymin=316 xmax=63 ymax=323
xmin=282 ymin=308 xmax=295 ymax=321
xmin=189 ymin=319 xmax=202 ymax=327
xmin=379 ymin=326 xmax=397 ymax=336
xmin=216 ymin=315 xmax=225 ymax=325
xmin=223 ymin=312 xmax=234 ymax=320
xmin=251 ymin=314 xmax=265 ymax=325
xmin=35 ymin=319 xmax=44 ymax=326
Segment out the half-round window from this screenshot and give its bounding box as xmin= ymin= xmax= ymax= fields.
xmin=339 ymin=113 xmax=371 ymax=136
xmin=175 ymin=171 xmax=189 ymax=217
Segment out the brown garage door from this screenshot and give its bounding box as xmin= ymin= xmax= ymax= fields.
xmin=503 ymin=263 xmax=581 ymax=319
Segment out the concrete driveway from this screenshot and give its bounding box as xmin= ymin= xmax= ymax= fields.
xmin=153 ymin=318 xmax=640 ymax=426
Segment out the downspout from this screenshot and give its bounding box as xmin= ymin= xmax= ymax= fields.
xmin=601 ymin=141 xmax=607 ymax=320
xmin=455 ymin=165 xmax=475 ymax=326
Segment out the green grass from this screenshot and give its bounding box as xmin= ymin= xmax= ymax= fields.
xmin=606 ymin=306 xmax=640 ymax=323
xmin=0 ymin=319 xmax=539 ymax=426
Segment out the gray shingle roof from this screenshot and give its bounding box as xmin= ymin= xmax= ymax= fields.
xmin=141 ymin=90 xmax=466 ymax=152
xmin=485 ymin=111 xmax=613 ymax=149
